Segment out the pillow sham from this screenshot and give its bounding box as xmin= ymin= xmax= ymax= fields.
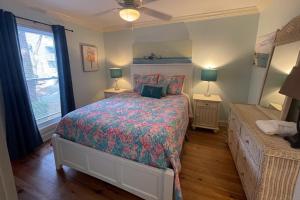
xmin=133 ymin=74 xmax=159 ymax=93
xmin=158 ymin=75 xmax=185 ymax=95
xmin=141 ymin=84 xmax=163 ymax=99
xmin=158 ymin=84 xmax=168 ymax=97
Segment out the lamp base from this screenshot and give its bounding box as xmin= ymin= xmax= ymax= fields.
xmin=284 ymin=133 xmax=300 ymax=149
xmin=114 ymin=79 xmax=120 ymax=90
xmin=205 ymin=81 xmax=211 ymax=97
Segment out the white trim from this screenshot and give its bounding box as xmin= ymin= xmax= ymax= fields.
xmin=52 ymin=134 xmax=174 ymax=200
xmin=103 ymin=6 xmax=259 ymax=32
xmin=16 ymin=18 xmax=52 ymax=33
xmin=256 ymin=0 xmax=273 ymax=12
xmin=39 ymin=120 xmax=59 ymax=142
xmin=33 ymin=6 xmax=259 ymax=32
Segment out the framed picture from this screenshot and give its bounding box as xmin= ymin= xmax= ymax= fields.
xmin=80 ymin=44 xmax=99 ymax=72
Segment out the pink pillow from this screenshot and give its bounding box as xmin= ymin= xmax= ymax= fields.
xmin=133 ymin=74 xmax=159 ymax=93
xmin=158 ymin=75 xmax=185 ymax=95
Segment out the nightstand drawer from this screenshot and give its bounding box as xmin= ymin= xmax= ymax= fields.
xmin=195 ymin=101 xmax=218 ymax=109
xmin=193 ymin=108 xmax=218 ymax=127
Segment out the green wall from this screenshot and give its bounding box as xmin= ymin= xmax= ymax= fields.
xmin=104 ymin=14 xmax=259 ymax=120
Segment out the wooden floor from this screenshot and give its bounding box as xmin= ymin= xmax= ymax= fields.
xmin=12 ymin=128 xmax=246 ymax=200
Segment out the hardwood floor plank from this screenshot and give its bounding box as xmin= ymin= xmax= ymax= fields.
xmin=12 ymin=128 xmax=246 ymax=200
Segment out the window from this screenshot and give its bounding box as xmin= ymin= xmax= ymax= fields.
xmin=17 ymin=25 xmax=61 ymax=128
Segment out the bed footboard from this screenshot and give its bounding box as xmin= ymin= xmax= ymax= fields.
xmin=51 ymin=134 xmax=174 ymax=200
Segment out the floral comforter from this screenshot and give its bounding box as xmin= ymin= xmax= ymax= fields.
xmin=55 ymin=92 xmax=189 ymax=199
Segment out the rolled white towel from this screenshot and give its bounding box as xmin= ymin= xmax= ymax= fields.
xmin=256 ymin=120 xmax=297 ymax=136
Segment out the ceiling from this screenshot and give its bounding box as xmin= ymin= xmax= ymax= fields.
xmin=16 ymin=0 xmax=267 ymax=32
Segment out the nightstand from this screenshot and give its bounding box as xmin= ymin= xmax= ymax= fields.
xmin=104 ymin=88 xmax=128 ymax=98
xmin=192 ymin=94 xmax=222 ymax=131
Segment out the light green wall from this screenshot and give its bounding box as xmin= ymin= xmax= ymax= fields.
xmin=104 ymin=14 xmax=259 ymax=120
xmin=133 ymin=40 xmax=192 ymax=58
xmin=248 ymin=0 xmax=300 ymax=104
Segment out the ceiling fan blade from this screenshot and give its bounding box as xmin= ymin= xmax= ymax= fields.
xmin=115 ymin=0 xmax=138 ymax=7
xmin=139 ymin=7 xmax=172 ymax=21
xmin=93 ymin=8 xmax=119 ymax=16
xmin=114 ymin=0 xmax=124 ymax=7
xmin=140 ymin=0 xmax=159 ymax=5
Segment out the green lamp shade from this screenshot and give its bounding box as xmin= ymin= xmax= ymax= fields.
xmin=110 ymin=68 xmax=122 ymax=78
xmin=201 ymin=69 xmax=217 ymax=81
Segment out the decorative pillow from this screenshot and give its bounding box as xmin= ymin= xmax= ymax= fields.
xmin=158 ymin=75 xmax=185 ymax=95
xmin=141 ymin=85 xmax=163 ymax=99
xmin=133 ymin=74 xmax=159 ymax=93
xmin=157 ymin=84 xmax=168 ymax=97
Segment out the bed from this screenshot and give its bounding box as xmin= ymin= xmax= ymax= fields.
xmin=52 ymin=64 xmax=194 ymax=200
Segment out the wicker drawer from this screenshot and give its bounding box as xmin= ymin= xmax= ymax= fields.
xmin=240 ymin=125 xmax=262 ymax=167
xmin=228 ymin=129 xmax=240 ymax=164
xmin=236 ymin=142 xmax=259 ymax=200
xmin=195 ymin=101 xmax=218 ymax=110
xmin=193 ymin=101 xmax=219 ymax=128
xmin=229 ymin=112 xmax=241 ymax=135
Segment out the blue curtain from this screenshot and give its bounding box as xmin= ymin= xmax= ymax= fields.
xmin=0 ymin=10 xmax=42 ymax=160
xmin=52 ymin=25 xmax=75 ymax=116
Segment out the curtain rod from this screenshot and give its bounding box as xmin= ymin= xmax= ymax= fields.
xmin=16 ymin=16 xmax=74 ymax=32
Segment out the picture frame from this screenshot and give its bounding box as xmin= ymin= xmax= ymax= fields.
xmin=80 ymin=44 xmax=99 ymax=72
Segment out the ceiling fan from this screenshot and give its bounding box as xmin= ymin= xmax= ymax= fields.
xmin=94 ymin=0 xmax=172 ymax=22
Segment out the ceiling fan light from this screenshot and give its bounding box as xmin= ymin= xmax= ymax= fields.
xmin=119 ymin=8 xmax=140 ymax=22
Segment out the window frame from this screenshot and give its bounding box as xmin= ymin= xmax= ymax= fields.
xmin=17 ymin=20 xmax=62 ymax=132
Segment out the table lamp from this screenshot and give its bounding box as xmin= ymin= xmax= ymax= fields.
xmin=201 ymin=69 xmax=218 ymax=96
xmin=279 ymin=66 xmax=300 ymax=148
xmin=109 ymin=68 xmax=122 ymax=90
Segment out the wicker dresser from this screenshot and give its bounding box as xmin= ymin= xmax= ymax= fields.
xmin=228 ymin=104 xmax=300 ymax=200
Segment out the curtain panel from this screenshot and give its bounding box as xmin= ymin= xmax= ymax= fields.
xmin=52 ymin=25 xmax=75 ymax=116
xmin=0 ymin=10 xmax=42 ymax=160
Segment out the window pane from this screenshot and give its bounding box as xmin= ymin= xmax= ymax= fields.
xmin=18 ymin=25 xmax=61 ymax=126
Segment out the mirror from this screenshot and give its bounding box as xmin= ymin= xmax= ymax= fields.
xmin=259 ymin=41 xmax=300 ymax=119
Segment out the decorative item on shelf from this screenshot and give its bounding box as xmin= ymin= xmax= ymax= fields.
xmin=201 ymin=68 xmax=218 ymax=97
xmin=279 ymin=66 xmax=300 ymax=148
xmin=144 ymin=53 xmax=162 ymax=60
xmin=109 ymin=68 xmax=122 ymax=90
xmin=133 ymin=57 xmax=192 ymax=64
xmin=81 ymin=44 xmax=99 ymax=72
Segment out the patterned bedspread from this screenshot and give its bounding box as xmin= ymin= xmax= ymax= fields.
xmin=55 ymin=92 xmax=189 ymax=199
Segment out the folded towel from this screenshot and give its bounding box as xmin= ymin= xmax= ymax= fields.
xmin=256 ymin=120 xmax=297 ymax=136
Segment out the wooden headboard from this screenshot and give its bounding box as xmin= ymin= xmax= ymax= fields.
xmin=130 ymin=64 xmax=194 ymax=97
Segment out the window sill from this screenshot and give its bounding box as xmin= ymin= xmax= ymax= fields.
xmin=39 ymin=117 xmax=61 ymax=142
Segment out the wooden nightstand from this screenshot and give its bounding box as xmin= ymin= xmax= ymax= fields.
xmin=104 ymin=88 xmax=128 ymax=98
xmin=192 ymin=94 xmax=222 ymax=131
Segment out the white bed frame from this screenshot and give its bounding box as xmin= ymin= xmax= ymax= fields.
xmin=52 ymin=63 xmax=194 ymax=200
